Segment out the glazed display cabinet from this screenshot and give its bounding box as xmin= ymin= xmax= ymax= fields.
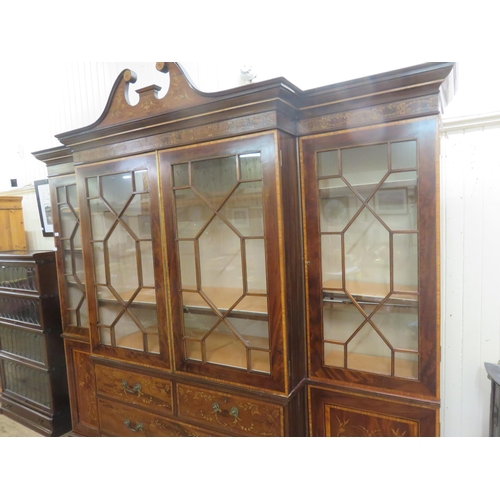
xmin=0 ymin=251 xmax=70 ymax=436
xmin=33 ymin=61 xmax=455 ymax=436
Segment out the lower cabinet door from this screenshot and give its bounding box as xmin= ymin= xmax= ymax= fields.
xmin=98 ymin=399 xmax=221 ymax=437
xmin=308 ymin=386 xmax=439 ymax=437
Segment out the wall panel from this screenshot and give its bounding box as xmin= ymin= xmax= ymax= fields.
xmin=441 ymin=120 xmax=500 ymax=436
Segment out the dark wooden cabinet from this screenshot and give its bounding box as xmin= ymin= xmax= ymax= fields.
xmin=33 ymin=62 xmax=455 ymax=436
xmin=0 ymin=251 xmax=71 ymax=436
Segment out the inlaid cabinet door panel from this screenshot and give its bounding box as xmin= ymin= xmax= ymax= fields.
xmin=309 ymin=386 xmax=438 ymax=437
xmin=64 ymin=340 xmax=99 ymax=436
xmin=301 ymin=119 xmax=440 ymax=400
xmin=159 ymin=133 xmax=287 ymax=393
xmin=77 ymin=154 xmax=170 ymax=369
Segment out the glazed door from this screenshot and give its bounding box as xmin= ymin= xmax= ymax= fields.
xmin=159 ymin=133 xmax=286 ymax=393
xmin=301 ymin=119 xmax=439 ymax=400
xmin=77 ymin=153 xmax=170 ymax=368
xmin=50 ymin=174 xmax=89 ymax=337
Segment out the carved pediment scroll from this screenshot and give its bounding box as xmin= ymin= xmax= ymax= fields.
xmin=93 ymin=62 xmax=212 ymax=130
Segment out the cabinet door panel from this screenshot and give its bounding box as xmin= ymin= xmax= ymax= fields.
xmin=301 ymin=120 xmax=439 ymax=399
xmin=160 ymin=133 xmax=286 ymax=393
xmin=77 ymin=154 xmax=170 ymax=368
xmin=50 ymin=175 xmax=89 ymax=337
xmin=309 ymin=386 xmax=438 ymax=437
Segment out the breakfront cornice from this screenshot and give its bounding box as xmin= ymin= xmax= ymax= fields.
xmin=50 ymin=62 xmax=455 ymax=164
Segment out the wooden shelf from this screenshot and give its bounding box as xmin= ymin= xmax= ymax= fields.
xmin=183 ymin=287 xmax=268 ymax=314
xmin=325 ymin=350 xmax=418 ymax=380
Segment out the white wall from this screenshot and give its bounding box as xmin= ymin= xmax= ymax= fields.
xmin=1 ymin=61 xmax=499 ymax=436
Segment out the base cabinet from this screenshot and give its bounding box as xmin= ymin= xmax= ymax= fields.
xmin=33 ymin=62 xmax=456 ymax=437
xmin=308 ymin=386 xmax=439 ymax=437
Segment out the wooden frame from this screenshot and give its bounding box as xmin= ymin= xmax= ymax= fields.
xmin=34 ymin=179 xmax=54 ymax=237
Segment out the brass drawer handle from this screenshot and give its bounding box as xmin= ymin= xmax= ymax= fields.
xmin=121 ymin=380 xmax=142 ymax=395
xmin=124 ymin=419 xmax=143 ymax=432
xmin=211 ymin=402 xmax=239 ymax=427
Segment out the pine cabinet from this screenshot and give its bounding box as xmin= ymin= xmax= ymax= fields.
xmin=33 ymin=62 xmax=455 ymax=436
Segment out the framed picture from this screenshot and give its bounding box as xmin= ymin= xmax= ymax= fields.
xmin=34 ymin=179 xmax=54 ymax=237
xmin=374 ymin=188 xmax=408 ymax=215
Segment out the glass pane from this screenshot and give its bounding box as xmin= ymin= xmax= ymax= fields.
xmin=87 ymin=177 xmax=98 ymax=198
xmin=347 ymin=323 xmax=391 ymax=376
xmin=370 ymin=172 xmax=417 ymax=231
xmin=134 ymin=170 xmax=149 ymax=192
xmin=185 ymin=339 xmax=202 ymax=361
xmin=173 ymin=163 xmax=190 ymax=187
xmin=236 ymin=295 xmax=268 ymax=314
xmin=245 ymin=239 xmax=266 ymax=294
xmin=323 ymin=298 xmax=366 ymax=343
xmin=324 ymin=343 xmax=344 ymax=368
xmin=344 ymin=208 xmax=390 ymax=298
xmin=101 ymin=173 xmax=133 ymax=214
xmin=321 ymin=234 xmax=342 ymax=288
xmin=371 ymin=301 xmax=418 ymax=351
xmin=395 ymin=352 xmax=418 ymax=379
xmin=57 ymin=185 xmax=66 ymax=203
xmin=226 ymin=313 xmax=269 ymax=349
xmin=192 ymin=156 xmax=237 ymax=210
xmin=89 ymin=199 xmax=115 ymax=240
xmin=67 ymin=184 xmax=79 ymax=213
xmin=199 ymin=216 xmax=243 ymax=310
xmin=60 ymin=205 xmax=77 ymax=238
xmin=342 ymin=144 xmax=388 ymax=199
xmin=178 ymin=240 xmax=197 ymax=290
xmin=317 ymin=150 xmax=339 ymax=177
xmin=250 ymin=350 xmax=270 ymax=373
xmin=391 ymin=141 xmax=417 ymax=170
xmin=240 ymin=153 xmax=262 ymax=180
xmin=106 ymin=222 xmax=139 ymax=299
xmin=92 ymin=242 xmax=106 ymax=284
xmin=139 ymin=241 xmax=155 ymax=287
xmin=205 ymin=322 xmax=246 ymax=370
xmin=175 ymin=189 xmax=212 ymax=238
xmin=393 ymin=233 xmax=418 ymax=292
xmin=318 ymin=178 xmax=360 ymax=233
xmin=123 ymin=193 xmax=151 ymax=239
xmin=219 ymin=181 xmax=264 ymax=237
xmin=67 ymin=284 xmax=84 ymax=309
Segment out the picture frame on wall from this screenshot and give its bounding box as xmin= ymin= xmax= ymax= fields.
xmin=34 ymin=179 xmax=54 ymax=237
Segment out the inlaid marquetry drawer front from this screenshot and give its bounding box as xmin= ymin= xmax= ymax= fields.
xmin=95 ymin=364 xmax=173 ymax=415
xmin=98 ymin=399 xmax=218 ymax=437
xmin=176 ymin=383 xmax=284 ymax=437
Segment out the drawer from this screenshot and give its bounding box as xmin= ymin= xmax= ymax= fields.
xmin=98 ymin=399 xmax=219 ymax=437
xmin=95 ymin=364 xmax=173 ymax=415
xmin=176 ymin=383 xmax=284 ymax=437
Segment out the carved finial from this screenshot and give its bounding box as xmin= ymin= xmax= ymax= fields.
xmin=123 ymin=69 xmax=137 ymax=83
xmin=156 ymin=62 xmax=169 ymax=74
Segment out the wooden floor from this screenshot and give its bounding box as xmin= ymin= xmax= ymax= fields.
xmin=0 ymin=413 xmax=44 ymax=437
